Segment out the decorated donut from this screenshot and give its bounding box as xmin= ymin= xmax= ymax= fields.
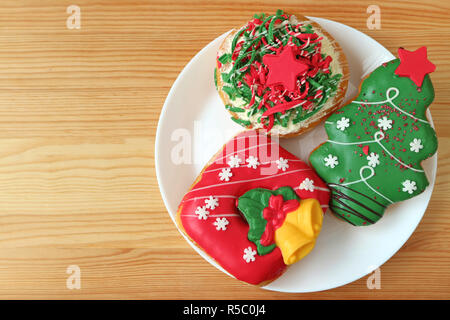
xmin=309 ymin=47 xmax=437 ymax=226
xmin=215 ymin=9 xmax=349 ymax=137
xmin=176 ymin=130 xmax=330 ymax=285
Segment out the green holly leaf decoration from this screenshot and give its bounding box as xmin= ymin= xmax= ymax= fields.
xmin=237 ymin=186 xmax=299 ymax=255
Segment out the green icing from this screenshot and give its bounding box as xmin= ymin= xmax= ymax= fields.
xmin=237 ymin=186 xmax=300 ymax=255
xmin=310 ymin=59 xmax=438 ymax=226
xmin=213 ymin=67 xmax=218 ymax=89
xmin=218 ymin=53 xmax=232 ymax=64
xmin=225 ymin=104 xmax=245 ymax=113
xmin=231 ymin=117 xmax=251 ymax=127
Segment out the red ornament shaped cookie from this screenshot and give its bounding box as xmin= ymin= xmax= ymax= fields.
xmin=176 ymin=130 xmax=330 ymax=285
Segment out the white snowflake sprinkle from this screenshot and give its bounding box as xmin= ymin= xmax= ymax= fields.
xmin=246 ymin=156 xmax=260 ymax=169
xmin=299 ymin=178 xmax=315 ymax=192
xmin=402 ymin=180 xmax=417 ymax=194
xmin=410 ymin=138 xmax=423 ymax=153
xmin=227 ymin=155 xmax=242 ymax=168
xmin=218 ymin=168 xmax=233 ymax=182
xmin=243 ymin=247 xmax=257 ymax=263
xmin=195 ymin=206 xmax=209 ymax=220
xmin=367 ymin=152 xmax=380 ymax=168
xmin=336 ymin=117 xmax=350 ymax=131
xmin=324 ymin=154 xmax=339 ymax=168
xmin=378 ymin=116 xmax=393 ymax=131
xmin=213 ymin=217 xmax=229 ymax=231
xmin=204 ymin=196 xmax=219 ymax=210
xmin=275 ymin=157 xmax=289 ymax=171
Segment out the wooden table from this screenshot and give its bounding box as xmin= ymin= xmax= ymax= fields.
xmin=0 ymin=0 xmax=448 ymax=299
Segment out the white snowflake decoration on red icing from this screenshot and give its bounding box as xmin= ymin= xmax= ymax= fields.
xmin=204 ymin=196 xmax=219 ymax=210
xmin=243 ymin=247 xmax=256 ymax=263
xmin=275 ymin=157 xmax=289 ymax=171
xmin=195 ymin=206 xmax=209 ymax=220
xmin=213 ymin=217 xmax=229 ymax=231
xmin=299 ymin=178 xmax=315 ymax=192
xmin=227 ymin=155 xmax=242 ymax=168
xmin=246 ymin=156 xmax=260 ymax=169
xmin=218 ymin=168 xmax=232 ymax=182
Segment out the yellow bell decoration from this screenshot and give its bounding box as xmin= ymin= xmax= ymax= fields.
xmin=274 ymin=198 xmax=323 ymax=265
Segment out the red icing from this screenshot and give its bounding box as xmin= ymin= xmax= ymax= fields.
xmin=262 ymin=99 xmax=304 ymax=118
xmin=395 ymin=47 xmax=436 ymax=87
xmin=263 ymin=45 xmax=308 ymax=92
xmin=362 ymin=145 xmax=369 ymax=155
xmin=260 ymin=196 xmax=299 ymax=246
xmin=178 ymin=130 xmax=330 ymax=285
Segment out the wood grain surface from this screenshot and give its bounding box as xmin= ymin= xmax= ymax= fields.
xmin=0 ymin=0 xmax=448 ymax=299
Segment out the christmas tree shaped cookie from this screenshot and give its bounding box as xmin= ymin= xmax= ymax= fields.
xmin=310 ymin=47 xmax=437 ymax=226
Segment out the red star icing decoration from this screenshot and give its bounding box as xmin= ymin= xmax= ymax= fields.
xmin=394 ymin=47 xmax=436 ymax=87
xmin=262 ymin=46 xmax=308 ymax=91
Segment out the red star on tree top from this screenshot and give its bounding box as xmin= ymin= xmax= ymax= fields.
xmin=394 ymin=47 xmax=436 ymax=87
xmin=263 ymin=46 xmax=308 ymax=92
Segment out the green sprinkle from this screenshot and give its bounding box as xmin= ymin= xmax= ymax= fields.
xmin=226 ymin=105 xmax=245 ymax=113
xmin=304 ymin=24 xmax=314 ymax=34
xmin=231 ymin=36 xmax=262 ymax=73
xmin=221 ymin=72 xmax=231 ymax=83
xmin=248 ymin=107 xmax=259 ymax=116
xmin=218 ymin=53 xmax=232 ymax=64
xmin=223 ymin=86 xmax=236 ymax=100
xmin=269 ymin=14 xmax=288 ymax=43
xmin=280 ymin=113 xmax=290 ymax=127
xmin=293 ymin=107 xmax=321 ymax=124
xmin=237 ymin=49 xmax=257 ymax=73
xmin=267 ymin=17 xmax=277 ymax=43
xmin=231 ymin=117 xmax=251 ymax=127
xmin=231 ymin=28 xmax=246 ymax=53
xmin=308 ymin=78 xmax=321 ymax=88
xmin=239 ymin=85 xmax=252 ymax=100
xmin=258 ymin=16 xmax=273 ymax=34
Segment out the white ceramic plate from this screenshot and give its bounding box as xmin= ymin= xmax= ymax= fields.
xmin=155 ymin=17 xmax=437 ymax=292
